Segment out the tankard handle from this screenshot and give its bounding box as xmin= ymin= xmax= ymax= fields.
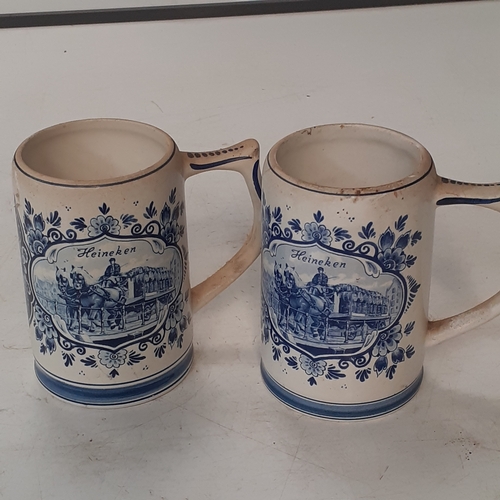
xmin=427 ymin=178 xmax=500 ymax=345
xmin=181 ymin=139 xmax=261 ymax=313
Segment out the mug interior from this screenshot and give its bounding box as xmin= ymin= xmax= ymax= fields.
xmin=272 ymin=124 xmax=431 ymax=194
xmin=16 ymin=119 xmax=174 ymax=184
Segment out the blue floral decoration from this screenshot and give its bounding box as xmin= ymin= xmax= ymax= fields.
xmin=299 ymin=354 xmax=327 ymax=377
xmin=16 ymin=190 xmax=189 ymax=378
xmin=34 ymin=305 xmax=58 ymax=354
xmin=301 ymin=222 xmax=332 ymax=245
xmin=372 ymin=324 xmax=403 ymax=356
xmin=165 ymin=295 xmax=184 ymax=330
xmin=98 ymin=349 xmax=127 ymax=369
xmin=262 ymin=195 xmax=422 ymax=384
xmin=377 ymin=229 xmax=412 ymax=271
xmin=88 ymin=215 xmax=121 ymax=237
xmin=27 ymin=228 xmax=49 ymax=256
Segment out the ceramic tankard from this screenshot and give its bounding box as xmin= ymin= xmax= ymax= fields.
xmin=260 ymin=123 xmax=500 ymax=420
xmin=13 ymin=119 xmax=260 ymax=406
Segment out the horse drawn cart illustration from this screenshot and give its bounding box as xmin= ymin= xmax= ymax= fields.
xmin=34 ymin=254 xmax=181 ymax=343
xmin=265 ymin=262 xmax=403 ymax=354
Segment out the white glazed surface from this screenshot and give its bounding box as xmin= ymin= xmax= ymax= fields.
xmin=261 ymin=125 xmax=500 ymax=414
xmin=18 ymin=119 xmax=174 ymax=182
xmin=13 ymin=123 xmax=192 ymax=395
xmin=274 ymin=124 xmax=428 ymax=191
xmin=12 ymin=120 xmax=260 ymax=403
xmin=261 ymin=126 xmax=438 ymax=408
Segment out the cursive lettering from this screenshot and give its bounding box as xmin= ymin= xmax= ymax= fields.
xmin=76 ymin=245 xmax=136 ymax=259
xmin=289 ymin=250 xmax=345 ymax=268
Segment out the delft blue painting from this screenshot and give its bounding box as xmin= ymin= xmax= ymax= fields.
xmin=261 ymin=201 xmax=421 ymax=386
xmin=17 ymin=190 xmax=191 ymax=379
xmin=34 ymin=239 xmax=181 ymax=345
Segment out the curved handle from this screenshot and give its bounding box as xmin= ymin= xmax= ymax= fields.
xmin=427 ymin=177 xmax=500 ymax=346
xmin=182 ymin=139 xmax=261 ymax=313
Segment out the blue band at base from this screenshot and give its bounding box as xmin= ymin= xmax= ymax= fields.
xmin=35 ymin=345 xmax=193 ymax=407
xmin=261 ymin=363 xmax=423 ymax=420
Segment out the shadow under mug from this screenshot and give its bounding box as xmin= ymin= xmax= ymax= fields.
xmin=260 ymin=123 xmax=500 ymax=420
xmin=13 ymin=118 xmax=261 ymax=407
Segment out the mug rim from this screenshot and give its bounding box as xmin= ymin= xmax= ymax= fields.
xmin=13 ymin=118 xmax=177 ymax=188
xmin=267 ymin=123 xmax=434 ymax=196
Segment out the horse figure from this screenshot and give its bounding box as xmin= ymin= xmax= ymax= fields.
xmin=56 ymin=267 xmax=79 ymax=329
xmin=69 ymin=266 xmax=125 ymax=333
xmin=273 ymin=263 xmax=291 ymax=328
xmin=283 ymin=267 xmax=331 ymax=340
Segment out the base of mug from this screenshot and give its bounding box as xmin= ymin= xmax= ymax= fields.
xmin=34 ymin=344 xmax=193 ymax=407
xmin=261 ymin=363 xmax=424 ymax=420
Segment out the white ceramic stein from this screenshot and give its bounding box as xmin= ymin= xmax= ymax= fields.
xmin=260 ymin=123 xmax=500 ymax=419
xmin=13 ymin=119 xmax=260 ymax=406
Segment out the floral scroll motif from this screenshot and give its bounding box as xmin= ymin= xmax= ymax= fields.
xmin=17 ymin=189 xmax=190 ymax=379
xmin=262 ymin=194 xmax=421 ymax=385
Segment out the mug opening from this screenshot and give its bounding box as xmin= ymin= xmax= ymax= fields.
xmin=270 ymin=124 xmax=432 ymax=195
xmin=15 ymin=119 xmax=175 ymax=186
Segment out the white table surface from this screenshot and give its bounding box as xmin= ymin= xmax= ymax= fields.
xmin=1 ymin=2 xmax=500 ymax=498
